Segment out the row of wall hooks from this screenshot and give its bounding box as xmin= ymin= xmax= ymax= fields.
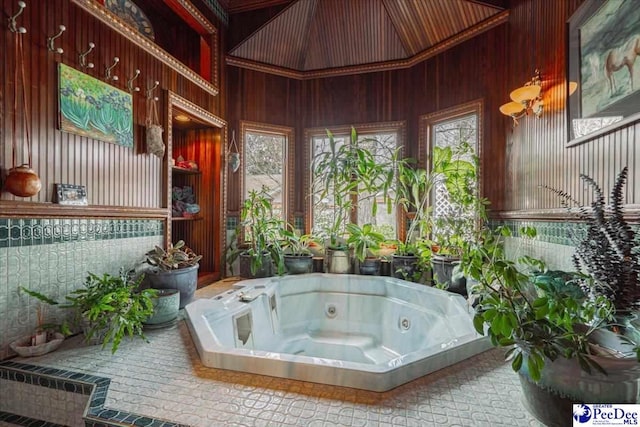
xmin=7 ymin=1 xmax=161 ymax=99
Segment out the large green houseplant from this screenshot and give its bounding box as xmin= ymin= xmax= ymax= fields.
xmin=311 ymin=127 xmax=397 ymax=273
xmin=465 ymin=167 xmax=640 ymax=426
xmin=20 ymin=272 xmax=157 ymax=354
xmin=145 ymin=240 xmax=202 ymax=308
xmin=228 ymin=187 xmax=285 ymax=278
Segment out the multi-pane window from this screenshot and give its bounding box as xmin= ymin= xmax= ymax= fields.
xmin=309 ymin=127 xmax=400 ymax=240
xmin=242 ymin=124 xmax=290 ymax=221
xmin=430 ymin=113 xmax=479 ymax=243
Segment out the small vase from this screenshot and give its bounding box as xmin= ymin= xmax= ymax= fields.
xmin=4 ymin=165 xmax=41 ymax=197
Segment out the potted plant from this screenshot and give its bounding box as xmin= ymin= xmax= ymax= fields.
xmin=68 ymin=272 xmax=157 ymax=353
xmin=18 ymin=272 xmax=157 ymax=354
xmin=228 ymin=187 xmax=285 ymax=278
xmin=145 ymin=240 xmax=202 ymax=308
xmin=311 ymin=127 xmax=397 ymax=273
xmin=429 ymin=142 xmax=482 ymax=294
xmin=280 ymin=227 xmax=316 ymax=274
xmin=465 ymin=167 xmax=640 ymax=426
xmin=393 ymin=158 xmax=435 ymax=281
xmin=12 ymin=287 xmax=70 ymax=357
xmin=346 ymin=223 xmax=385 ymax=275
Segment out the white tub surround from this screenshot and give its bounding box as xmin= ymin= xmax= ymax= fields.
xmin=186 ymin=274 xmax=491 ymax=391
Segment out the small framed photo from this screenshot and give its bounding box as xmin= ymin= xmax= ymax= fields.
xmin=53 ymin=184 xmax=88 ymax=205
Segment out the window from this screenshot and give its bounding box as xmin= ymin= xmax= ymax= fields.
xmin=307 ymin=123 xmax=403 ymax=240
xmin=420 ymin=101 xmax=482 ymax=250
xmin=241 ymin=122 xmax=293 ymax=222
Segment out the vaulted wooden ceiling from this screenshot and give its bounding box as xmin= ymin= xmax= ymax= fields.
xmin=225 ymin=0 xmax=509 ymax=79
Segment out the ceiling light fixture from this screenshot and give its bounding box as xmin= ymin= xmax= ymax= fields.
xmin=174 ymin=114 xmax=191 ymax=122
xmin=499 ymin=69 xmax=544 ymax=126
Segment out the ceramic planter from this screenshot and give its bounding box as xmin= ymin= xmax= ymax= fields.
xmin=145 ymin=288 xmax=180 ymax=325
xmin=358 ymin=258 xmax=381 ymax=275
xmin=10 ymin=332 xmax=65 ymax=357
xmin=283 ymin=254 xmax=313 ymax=274
xmin=239 ymin=252 xmax=272 ymax=279
xmin=391 ymin=254 xmax=419 ymax=280
xmin=431 ymin=255 xmax=466 ymax=295
xmin=519 ymin=327 xmax=640 ymax=426
xmin=326 ymin=248 xmax=351 ymax=274
xmin=145 ymin=264 xmax=199 ymax=308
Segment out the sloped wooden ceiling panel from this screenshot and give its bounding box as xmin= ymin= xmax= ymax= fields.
xmin=304 ymin=0 xmax=407 ymax=70
xmin=382 ymin=0 xmax=501 ymax=55
xmin=227 ymin=0 xmax=506 ymax=78
xmin=229 ymin=0 xmax=316 ymax=69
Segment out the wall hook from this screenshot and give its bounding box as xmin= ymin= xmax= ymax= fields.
xmin=146 ymin=80 xmax=159 ymax=100
xmin=79 ymin=42 xmax=95 ymax=69
xmin=105 ymin=57 xmax=119 ymax=81
xmin=8 ymin=1 xmax=27 ymax=34
xmin=47 ymin=24 xmax=66 ymax=54
xmin=127 ymin=69 xmax=141 ymax=92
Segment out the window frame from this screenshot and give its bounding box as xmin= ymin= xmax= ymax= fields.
xmin=304 ymin=121 xmax=406 ymax=236
xmin=418 ymin=100 xmax=484 ymax=234
xmin=240 ymin=121 xmax=295 ymax=228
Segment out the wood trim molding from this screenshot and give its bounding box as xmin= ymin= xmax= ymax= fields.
xmin=70 ymin=0 xmax=219 ymax=96
xmin=0 ymin=202 xmax=168 ymax=219
xmin=164 ymin=0 xmax=218 ymax=35
xmin=225 ymin=10 xmax=509 ymax=80
xmin=239 ymin=121 xmax=295 ymax=226
xmin=493 ymin=206 xmax=640 ymax=222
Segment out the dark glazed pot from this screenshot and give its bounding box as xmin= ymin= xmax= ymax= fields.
xmin=358 ymin=258 xmax=381 ymax=275
xmin=284 ymin=254 xmax=313 ymax=274
xmin=391 ymin=254 xmax=419 ymax=281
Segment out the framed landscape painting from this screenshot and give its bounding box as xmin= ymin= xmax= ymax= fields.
xmin=58 ymin=63 xmax=133 ymax=148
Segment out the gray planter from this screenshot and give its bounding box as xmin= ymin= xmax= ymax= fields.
xmin=145 ymin=288 xmax=180 ymax=325
xmin=519 ymin=327 xmax=640 ymax=426
xmin=431 ymin=255 xmax=466 ymax=295
xmin=145 ymin=264 xmax=199 ymax=308
xmin=284 ymin=254 xmax=313 ymax=274
xmin=358 ymin=258 xmax=381 ymax=275
xmin=391 ymin=254 xmax=419 ymax=280
xmin=239 ymin=252 xmax=272 ymax=278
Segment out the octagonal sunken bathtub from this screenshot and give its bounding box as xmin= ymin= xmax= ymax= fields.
xmin=185 ymin=273 xmax=491 ymax=391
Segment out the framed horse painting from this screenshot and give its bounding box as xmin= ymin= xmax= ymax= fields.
xmin=567 ymin=0 xmax=640 ymax=144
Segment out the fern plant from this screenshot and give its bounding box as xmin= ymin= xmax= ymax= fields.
xmin=544 ymin=166 xmax=640 ymax=313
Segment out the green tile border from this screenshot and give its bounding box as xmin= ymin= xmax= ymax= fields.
xmin=490 ymin=219 xmax=640 ymax=246
xmin=0 ymin=361 xmax=188 ymax=427
xmin=0 ymin=219 xmax=164 ymax=249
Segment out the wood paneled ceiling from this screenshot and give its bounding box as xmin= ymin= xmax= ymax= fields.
xmin=226 ymin=0 xmax=509 ymax=79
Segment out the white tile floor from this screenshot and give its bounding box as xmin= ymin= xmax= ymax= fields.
xmin=12 ymin=281 xmax=546 ymax=427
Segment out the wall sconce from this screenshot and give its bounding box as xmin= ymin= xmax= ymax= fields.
xmin=499 ymin=69 xmax=543 ymax=125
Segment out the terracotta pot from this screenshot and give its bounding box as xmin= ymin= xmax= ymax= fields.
xmin=4 ymin=165 xmax=41 ymax=197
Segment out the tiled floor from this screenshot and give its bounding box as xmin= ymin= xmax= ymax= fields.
xmin=11 ymin=280 xmax=545 ymax=427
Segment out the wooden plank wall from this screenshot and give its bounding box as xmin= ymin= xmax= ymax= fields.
xmin=505 ymin=0 xmax=639 ymax=212
xmin=226 ymin=10 xmax=510 ymax=214
xmin=0 ymin=0 xmax=222 ymax=208
xmin=228 ymin=0 xmax=640 ymax=218
xmin=172 ymin=127 xmax=222 ymax=277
